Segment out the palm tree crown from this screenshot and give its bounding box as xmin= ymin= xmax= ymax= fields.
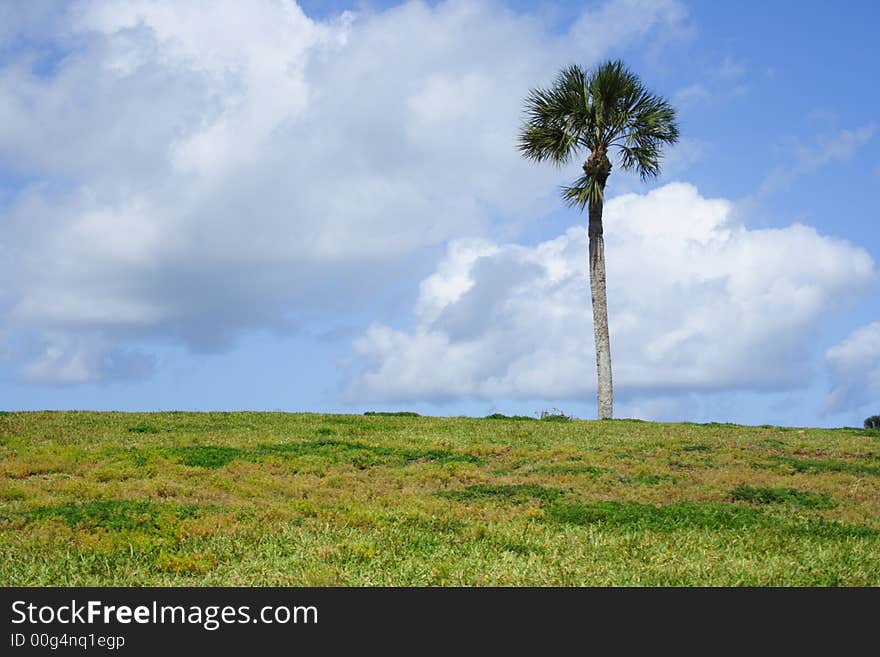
xmin=518 ymin=60 xmax=679 ymax=208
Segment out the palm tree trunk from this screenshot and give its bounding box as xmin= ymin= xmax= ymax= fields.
xmin=588 ymin=198 xmax=613 ymax=419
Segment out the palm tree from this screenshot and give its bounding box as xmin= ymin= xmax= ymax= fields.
xmin=518 ymin=60 xmax=679 ymax=419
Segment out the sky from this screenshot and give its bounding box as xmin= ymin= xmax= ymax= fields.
xmin=0 ymin=0 xmax=878 ymax=427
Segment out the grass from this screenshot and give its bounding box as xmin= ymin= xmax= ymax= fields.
xmin=161 ymin=439 xmax=484 ymax=470
xmin=22 ymin=500 xmax=201 ymax=530
xmin=168 ymin=446 xmax=242 ymax=468
xmin=128 ymin=423 xmax=160 ymax=434
xmin=729 ymin=484 xmax=836 ymax=509
xmin=363 ymin=411 xmax=420 ymax=417
xmin=438 ymin=483 xmax=566 ymax=503
xmin=0 ymin=411 xmax=879 ymax=585
xmin=545 ymin=501 xmax=764 ymax=531
xmin=767 ymin=456 xmax=880 ymax=478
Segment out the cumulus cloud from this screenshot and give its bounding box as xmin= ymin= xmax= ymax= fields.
xmin=759 ymin=124 xmax=876 ymax=195
xmin=824 ymin=322 xmax=880 ymax=413
xmin=0 ymin=0 xmax=690 ymax=383
xmin=348 ymin=183 xmax=875 ymax=404
xmin=568 ymin=0 xmax=691 ymax=60
xmin=672 ymin=55 xmax=749 ymax=110
xmin=16 ymin=332 xmax=155 ymax=385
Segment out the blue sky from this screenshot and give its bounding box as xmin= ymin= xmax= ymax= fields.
xmin=0 ymin=0 xmax=878 ymax=426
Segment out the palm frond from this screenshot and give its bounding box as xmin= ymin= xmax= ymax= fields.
xmin=519 ymin=59 xmax=680 ymax=206
xmin=587 ymin=60 xmax=680 ymax=180
xmin=561 ymin=172 xmax=604 ymax=210
xmin=517 ymin=65 xmax=591 ymax=165
xmin=587 ymin=60 xmax=639 ymax=142
xmin=619 ymin=143 xmax=661 ymax=181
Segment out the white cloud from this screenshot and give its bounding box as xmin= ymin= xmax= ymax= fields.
xmin=717 ymin=55 xmax=746 ymax=80
xmin=615 ymin=395 xmax=692 ymax=422
xmin=673 ymin=83 xmax=711 ymax=108
xmin=824 ymin=322 xmax=880 ymax=414
xmin=0 ymin=0 xmax=690 ymax=383
xmin=568 ymin=0 xmax=691 ymax=60
xmin=672 ymin=55 xmax=748 ymax=110
xmin=348 ymin=183 xmax=875 ymax=404
xmin=17 ymin=332 xmax=155 ymax=385
xmin=760 ymin=124 xmax=877 ymax=195
xmin=606 ymin=136 xmax=707 ymax=197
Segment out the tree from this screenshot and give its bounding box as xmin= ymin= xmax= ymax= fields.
xmin=518 ymin=60 xmax=679 ymax=419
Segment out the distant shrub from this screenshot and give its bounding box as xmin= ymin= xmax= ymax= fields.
xmin=363 ymin=411 xmax=420 ymax=417
xmin=128 ymin=423 xmax=159 ymax=434
xmin=484 ymin=413 xmax=537 ymax=421
xmin=865 ymin=415 xmax=880 ymax=430
xmin=539 ymin=408 xmax=572 ymax=422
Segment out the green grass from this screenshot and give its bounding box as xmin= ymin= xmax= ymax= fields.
xmin=768 ymin=456 xmax=880 ymax=478
xmin=730 ymin=484 xmax=836 ymax=509
xmin=363 ymin=411 xmax=420 ymax=417
xmin=22 ymin=501 xmax=201 ymax=530
xmin=439 ymin=483 xmax=566 ymax=503
xmin=531 ymin=463 xmax=607 ymax=476
xmin=160 ymin=439 xmax=484 ymax=470
xmin=168 ymin=446 xmax=243 ymax=468
xmin=1 ymin=411 xmax=879 ymax=585
xmin=545 ymin=501 xmax=764 ymax=531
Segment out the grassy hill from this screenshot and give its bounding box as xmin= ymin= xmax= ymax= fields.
xmin=1 ymin=411 xmax=878 ymax=586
